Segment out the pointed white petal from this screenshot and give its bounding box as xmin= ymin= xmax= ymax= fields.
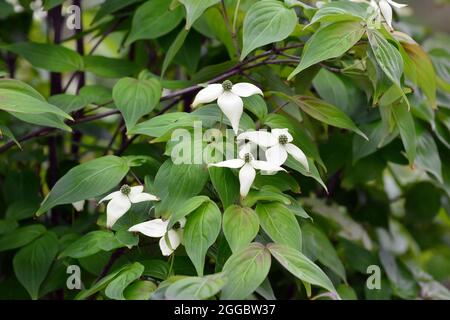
xmin=285 ymin=143 xmax=309 ymax=171
xmin=237 ymin=131 xmax=277 ymax=147
xmin=239 ymin=163 xmax=256 ymax=197
xmin=128 ymin=219 xmax=169 ymax=237
xmin=386 ymin=0 xmax=407 ymax=8
xmin=231 ymin=82 xmax=263 ymax=97
xmin=166 ymin=229 xmax=181 ymax=251
xmin=208 ymin=159 xmax=245 ymax=169
xmin=72 ymin=200 xmax=85 ymax=212
xmin=379 ymin=0 xmax=393 ymax=29
xmin=99 ymin=191 xmax=121 ymax=203
xmin=129 ymin=186 xmax=144 ymax=195
xmin=192 ymin=84 xmax=224 ymax=107
xmin=251 ymin=160 xmax=286 ymax=172
xmin=129 ymin=192 xmax=159 ymax=203
xmin=217 ymin=91 xmax=243 ymax=134
xmin=106 ymin=194 xmax=131 ymax=228
xmin=159 ymin=235 xmax=174 ymax=256
xmin=265 ymin=145 xmax=288 ymax=166
xmin=271 ymin=128 xmax=293 ymax=142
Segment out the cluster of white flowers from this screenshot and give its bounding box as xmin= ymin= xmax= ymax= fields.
xmin=194 ymin=80 xmax=309 ymax=197
xmin=97 ymin=80 xmax=309 ymax=256
xmin=350 ymin=0 xmax=407 ymax=30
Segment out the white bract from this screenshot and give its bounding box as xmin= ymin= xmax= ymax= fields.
xmin=192 ymin=80 xmax=263 ymax=134
xmin=99 ymin=185 xmax=159 ymax=229
xmin=370 ymin=0 xmax=407 ymax=30
xmin=238 ymin=129 xmax=309 ymax=171
xmin=128 ymin=218 xmax=186 ymax=256
xmin=209 ymin=144 xmax=285 ymax=197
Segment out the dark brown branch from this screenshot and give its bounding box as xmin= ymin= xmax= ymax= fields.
xmin=0 ymin=44 xmax=305 ymax=153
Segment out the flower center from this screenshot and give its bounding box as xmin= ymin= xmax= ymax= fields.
xmin=244 ymin=153 xmax=252 ymax=163
xmin=222 ymin=80 xmax=233 ymax=91
xmin=278 ymin=134 xmax=288 ymax=145
xmin=120 ymin=184 xmax=131 ymax=195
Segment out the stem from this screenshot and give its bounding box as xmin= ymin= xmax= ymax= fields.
xmin=71 ymin=0 xmax=85 ymax=157
xmin=232 ymin=0 xmax=241 ymax=35
xmin=221 ymin=0 xmax=240 ymax=57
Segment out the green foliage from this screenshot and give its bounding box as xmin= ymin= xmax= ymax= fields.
xmin=0 ymin=0 xmax=448 ymax=301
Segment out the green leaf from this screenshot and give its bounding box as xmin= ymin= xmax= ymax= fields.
xmin=289 ymin=21 xmax=365 ymax=79
xmin=0 ymin=79 xmax=72 ymax=130
xmin=161 ymin=28 xmax=189 ymax=76
xmin=112 ymin=77 xmax=162 ymax=130
xmin=75 ymin=264 xmax=130 ymax=300
xmin=0 ymin=219 xmax=18 ymax=235
xmin=367 ymin=30 xmax=407 ymax=106
xmin=129 ymin=112 xmax=195 ymax=138
xmin=392 ymin=102 xmax=416 ymax=165
xmin=221 ymin=243 xmax=272 ymax=300
xmin=126 ymin=0 xmax=184 ymax=45
xmin=403 ymin=42 xmax=437 ymax=108
xmin=184 ymin=201 xmax=222 ymax=276
xmin=141 ymin=259 xmax=170 ymax=280
xmin=0 ymin=89 xmax=72 ymax=120
xmin=59 ymin=230 xmax=122 ymax=259
xmin=309 ymin=1 xmax=369 ymax=25
xmin=5 ymin=42 xmax=83 ymax=72
xmin=179 ymin=0 xmax=221 ymax=29
xmin=302 ymin=223 xmax=346 ymax=282
xmin=0 ymin=125 xmax=21 ymax=149
xmin=154 ymin=160 xmax=209 ymax=218
xmin=292 ymin=95 xmax=368 ymax=139
xmin=83 ymin=56 xmax=140 ymax=78
xmin=37 ymin=156 xmax=129 ymax=216
xmin=93 ymin=0 xmax=143 ymax=21
xmin=0 ymin=225 xmax=46 ymax=252
xmin=105 ymin=262 xmax=145 ymax=300
xmin=241 ymin=0 xmax=297 ymax=60
xmin=168 ymin=195 xmax=209 ymax=229
xmin=242 ymin=95 xmax=268 ymax=120
xmin=242 ymin=185 xmax=292 ymax=208
xmin=123 ymin=280 xmax=157 ymax=300
xmin=415 ymin=128 xmax=442 ymax=183
xmin=208 ymin=166 xmax=240 ymax=208
xmin=165 ymin=273 xmax=226 ymax=300
xmin=285 ymin=156 xmax=328 ymax=192
xmin=223 ymin=205 xmax=260 ymax=253
xmin=13 ymin=232 xmax=58 ymax=300
xmin=256 ymin=202 xmax=302 ymax=251
xmin=267 ymin=243 xmax=336 ymax=293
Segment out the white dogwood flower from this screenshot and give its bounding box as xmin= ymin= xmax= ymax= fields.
xmin=99 ymin=185 xmax=159 ymax=229
xmin=238 ymin=129 xmax=309 ymax=171
xmin=371 ymin=0 xmax=407 ymax=30
xmin=209 ymin=145 xmax=285 ymax=197
xmin=128 ymin=218 xmax=186 ymax=256
xmin=192 ymin=80 xmax=263 ymax=134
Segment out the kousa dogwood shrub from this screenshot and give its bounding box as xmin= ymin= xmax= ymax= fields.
xmin=0 ymin=0 xmax=449 ymax=300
